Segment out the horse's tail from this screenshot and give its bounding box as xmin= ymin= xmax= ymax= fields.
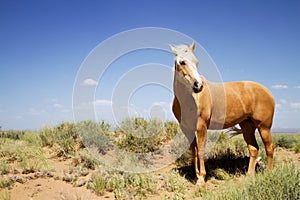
xmin=227 ymin=126 xmax=243 ymax=137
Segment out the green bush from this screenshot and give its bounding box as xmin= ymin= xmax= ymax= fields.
xmin=201 ymin=164 xmax=300 ymax=200
xmin=0 ymin=130 xmax=24 ymax=140
xmin=0 ymin=178 xmax=12 ymax=189
xmin=76 ymin=149 xmax=100 ymax=170
xmin=294 ymin=141 xmax=300 ymax=153
xmin=115 ymin=118 xmax=164 ymax=154
xmin=274 ymin=135 xmax=297 ymax=149
xmin=89 ymin=173 xmax=107 ymax=196
xmin=208 ymin=132 xmax=248 ymax=159
xmin=77 ymin=120 xmax=112 ymax=155
xmin=89 ymin=170 xmax=157 ymax=199
xmin=39 ymin=126 xmax=56 ymax=147
xmin=164 ymin=121 xmax=181 ymax=142
xmin=39 ymin=122 xmax=83 ymax=157
xmin=0 ymin=160 xmax=10 ymax=175
xmin=21 ymin=131 xmax=42 ymax=146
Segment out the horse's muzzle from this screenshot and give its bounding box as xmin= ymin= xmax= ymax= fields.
xmin=192 ymin=81 xmax=203 ymax=93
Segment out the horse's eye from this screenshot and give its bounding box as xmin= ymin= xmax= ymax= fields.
xmin=180 ymin=61 xmax=186 ymax=65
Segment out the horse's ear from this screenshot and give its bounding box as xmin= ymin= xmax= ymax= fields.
xmin=169 ymin=44 xmax=177 ymax=55
xmin=190 ymin=41 xmax=196 ymax=52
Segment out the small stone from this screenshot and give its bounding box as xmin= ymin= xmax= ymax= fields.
xmin=15 ymin=176 xmax=26 ymax=184
xmin=62 ymin=175 xmax=74 ymax=182
xmin=47 ymin=172 xmax=54 ymax=178
xmin=80 ymin=170 xmax=89 ymax=177
xmin=76 ymin=179 xmax=87 ymax=187
xmin=35 ymin=183 xmax=42 ymax=187
xmin=34 ymin=171 xmax=44 ymax=178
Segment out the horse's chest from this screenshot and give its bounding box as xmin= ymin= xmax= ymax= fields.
xmin=175 ymin=92 xmax=199 ymax=129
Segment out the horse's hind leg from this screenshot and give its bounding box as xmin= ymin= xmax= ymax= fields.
xmin=258 ymin=127 xmax=275 ymax=170
xmin=239 ymin=120 xmax=258 ymax=175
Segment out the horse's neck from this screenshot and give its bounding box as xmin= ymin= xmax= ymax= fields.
xmin=173 ymin=75 xmax=193 ymax=99
xmin=173 ymin=75 xmax=198 ymax=120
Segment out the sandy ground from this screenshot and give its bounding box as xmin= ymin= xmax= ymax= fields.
xmin=0 ymin=147 xmax=299 ymax=200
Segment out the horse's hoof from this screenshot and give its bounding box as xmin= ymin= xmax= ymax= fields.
xmin=195 ymin=177 xmax=205 ymax=187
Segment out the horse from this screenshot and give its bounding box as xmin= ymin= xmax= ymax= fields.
xmin=171 ymin=41 xmax=275 ymax=186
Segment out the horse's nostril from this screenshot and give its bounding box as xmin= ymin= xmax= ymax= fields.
xmin=179 ymin=61 xmax=185 ymax=65
xmin=194 ymin=81 xmax=199 ymax=88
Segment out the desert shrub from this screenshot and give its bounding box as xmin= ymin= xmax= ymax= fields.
xmin=0 ymin=139 xmax=19 ymax=162
xmin=117 ymin=118 xmax=183 ymax=153
xmin=274 ymin=135 xmax=297 ymax=149
xmin=164 ymin=169 xmax=188 ymax=200
xmin=77 ymin=120 xmax=112 ymax=155
xmin=164 ymin=121 xmax=181 ymax=142
xmin=39 ymin=122 xmax=83 ymax=157
xmin=74 ymin=149 xmax=100 ymax=170
xmin=175 ymin=150 xmax=193 ymax=168
xmin=89 ymin=170 xmax=157 ymax=199
xmin=115 ymin=118 xmax=164 ymax=154
xmin=21 ymin=131 xmax=42 ymax=146
xmin=0 ymin=130 xmax=24 ymax=140
xmin=17 ymin=144 xmax=49 ymax=173
xmin=201 ymin=163 xmax=300 ymax=200
xmin=294 ymin=140 xmax=300 ymax=153
xmin=0 ymin=190 xmax=11 ymax=200
xmin=55 ymin=122 xmax=82 ymax=154
xmin=0 ymin=178 xmax=12 ymax=189
xmin=0 ymin=160 xmax=10 ymax=175
xmin=208 ymin=132 xmax=248 ymax=159
xmin=89 ymin=173 xmax=107 ymax=196
xmin=210 ymin=168 xmax=232 ymax=180
xmin=0 ymin=138 xmax=49 ymax=173
xmin=39 ymin=126 xmax=56 ymax=147
xmin=165 ymin=170 xmax=188 ymax=193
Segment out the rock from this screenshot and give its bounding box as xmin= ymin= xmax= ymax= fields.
xmin=80 ymin=169 xmax=89 ymax=177
xmin=76 ymin=179 xmax=87 ymax=187
xmin=35 ymin=183 xmax=42 ymax=187
xmin=62 ymin=175 xmax=74 ymax=182
xmin=13 ymin=176 xmax=26 ymax=184
xmin=47 ymin=172 xmax=54 ymax=178
xmin=34 ymin=171 xmax=45 ymax=178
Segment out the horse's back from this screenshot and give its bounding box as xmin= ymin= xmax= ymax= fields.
xmin=222 ymin=81 xmax=275 ymax=128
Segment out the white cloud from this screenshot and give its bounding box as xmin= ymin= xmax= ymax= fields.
xmin=27 ymin=108 xmax=46 ymax=115
xmin=279 ymin=99 xmax=287 ymax=104
xmin=290 ymin=102 xmax=300 ymax=109
xmin=271 ymin=84 xmax=288 ymax=89
xmin=153 ymin=101 xmax=173 ymax=108
xmin=94 ymin=99 xmax=112 ymax=106
xmin=83 ymin=78 xmax=98 ymax=86
xmin=294 ymin=86 xmax=300 ymax=89
xmin=275 ymin=104 xmax=282 ymax=109
xmin=53 ymin=103 xmax=63 ymax=108
xmin=61 ymin=109 xmax=71 ymax=113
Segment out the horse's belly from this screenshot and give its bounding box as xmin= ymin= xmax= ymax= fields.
xmin=209 ymin=108 xmax=250 ymax=130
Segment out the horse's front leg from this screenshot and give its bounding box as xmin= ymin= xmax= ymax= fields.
xmin=195 ymin=119 xmax=207 ymax=186
xmin=189 ymin=139 xmax=199 ymax=183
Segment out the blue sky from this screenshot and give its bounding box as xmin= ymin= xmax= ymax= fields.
xmin=1 ymin=0 xmax=300 ymax=130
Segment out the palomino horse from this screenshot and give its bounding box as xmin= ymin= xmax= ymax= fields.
xmin=171 ymin=41 xmax=275 ymax=186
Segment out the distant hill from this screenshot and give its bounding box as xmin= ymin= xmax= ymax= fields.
xmin=272 ymin=127 xmax=300 ymax=134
